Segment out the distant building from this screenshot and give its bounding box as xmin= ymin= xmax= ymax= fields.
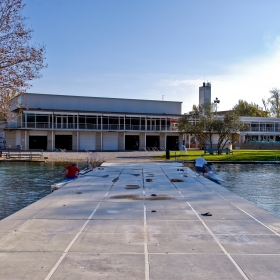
xmin=237 ymin=116 xmax=280 ymax=145
xmin=0 ymin=93 xmax=184 ymax=151
xmin=197 ymin=82 xmax=280 ymax=148
xmin=199 ymin=82 xmax=211 ymax=105
xmin=2 ymin=88 xmax=280 ymax=152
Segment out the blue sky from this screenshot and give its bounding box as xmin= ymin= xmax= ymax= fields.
xmin=23 ymin=0 xmax=280 ymax=113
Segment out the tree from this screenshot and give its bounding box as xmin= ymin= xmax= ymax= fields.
xmin=232 ymin=100 xmax=268 ymax=117
xmin=0 ymin=0 xmax=46 ymax=118
xmin=178 ymin=103 xmax=217 ymax=149
xmin=265 ymin=88 xmax=280 ymax=118
xmin=178 ymin=103 xmax=247 ymax=150
xmin=215 ymin=112 xmax=247 ymax=150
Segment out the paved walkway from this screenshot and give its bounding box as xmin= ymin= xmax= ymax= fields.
xmin=1 ymin=162 xmax=280 ymax=279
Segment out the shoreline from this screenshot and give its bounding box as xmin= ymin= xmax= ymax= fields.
xmin=1 ymin=150 xmax=279 ymax=164
xmin=43 ymin=151 xmax=165 ymax=162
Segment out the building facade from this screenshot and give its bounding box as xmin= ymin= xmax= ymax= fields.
xmin=0 ymin=93 xmax=184 ymax=151
xmin=238 ymin=116 xmax=280 ymax=144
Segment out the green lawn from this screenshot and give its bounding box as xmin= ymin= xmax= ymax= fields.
xmin=158 ymin=150 xmax=280 ymax=161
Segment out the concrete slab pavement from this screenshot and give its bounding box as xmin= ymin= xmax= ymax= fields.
xmin=0 ymin=162 xmax=280 ymax=279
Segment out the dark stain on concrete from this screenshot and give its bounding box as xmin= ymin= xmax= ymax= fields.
xmin=125 ymin=184 xmax=140 ymax=189
xmin=170 ymin=179 xmax=184 ymax=182
xmin=110 ymin=194 xmax=174 ymax=200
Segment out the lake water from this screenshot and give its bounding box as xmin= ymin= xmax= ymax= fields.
xmin=0 ymin=161 xmax=87 ymax=220
xmin=214 ymin=163 xmax=280 ymax=218
xmin=1 ymin=162 xmax=280 ymax=220
xmin=185 ymin=162 xmax=280 ymax=218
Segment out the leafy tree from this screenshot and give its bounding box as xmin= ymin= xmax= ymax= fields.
xmin=262 ymin=88 xmax=280 ymax=118
xmin=178 ymin=103 xmax=247 ymax=150
xmin=232 ymin=100 xmax=268 ymax=117
xmin=178 ymin=103 xmax=217 ymax=149
xmin=0 ymin=0 xmax=46 ymax=118
xmin=215 ymin=112 xmax=247 ymax=150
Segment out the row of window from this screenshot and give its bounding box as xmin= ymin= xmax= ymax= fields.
xmin=19 ymin=114 xmax=178 ymax=131
xmin=245 ymin=135 xmax=280 ymax=142
xmin=245 ymin=122 xmax=280 ymax=132
xmin=18 ymin=114 xmax=280 ymax=133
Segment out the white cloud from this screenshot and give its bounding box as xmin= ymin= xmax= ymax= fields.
xmin=162 ymin=37 xmax=280 ymax=113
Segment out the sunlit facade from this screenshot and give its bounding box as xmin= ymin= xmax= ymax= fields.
xmin=0 ymin=93 xmax=184 ymax=151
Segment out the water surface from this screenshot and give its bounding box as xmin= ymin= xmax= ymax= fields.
xmin=186 ymin=162 xmax=280 ymax=218
xmin=1 ymin=162 xmax=280 ymax=220
xmin=215 ymin=163 xmax=280 ymax=218
xmin=0 ymin=161 xmax=87 ymax=220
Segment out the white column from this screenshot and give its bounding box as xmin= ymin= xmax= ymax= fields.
xmin=124 ymin=131 xmax=126 ymax=150
xmin=24 ymin=131 xmax=27 ymax=150
xmin=52 ymin=130 xmax=54 ymax=151
xmin=144 ymin=132 xmax=146 ymax=148
xmin=145 ymin=117 xmax=147 ymax=131
xmin=77 ymin=131 xmax=79 ymax=151
xmin=101 ymin=131 xmax=103 ymax=151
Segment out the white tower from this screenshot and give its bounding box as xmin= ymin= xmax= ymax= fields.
xmin=199 ymin=82 xmax=211 ymax=105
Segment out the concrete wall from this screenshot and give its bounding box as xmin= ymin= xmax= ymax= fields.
xmin=5 ymin=130 xmax=16 ymax=147
xmin=234 ymin=143 xmax=280 ymax=150
xmin=47 ymin=131 xmax=53 ymax=150
xmin=160 ymin=133 xmax=166 ymax=150
xmin=179 ymin=134 xmax=184 ymax=147
xmin=72 ymin=132 xmax=78 ymax=151
xmin=118 ymin=132 xmax=124 ymax=150
xmin=95 ymin=132 xmax=101 ymax=151
xmin=139 ymin=133 xmax=146 ymax=150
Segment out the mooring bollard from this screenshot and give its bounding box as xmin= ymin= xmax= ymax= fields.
xmin=166 ymin=150 xmax=170 ymax=160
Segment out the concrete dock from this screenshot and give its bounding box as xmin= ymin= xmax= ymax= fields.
xmin=1 ymin=162 xmax=280 ymax=279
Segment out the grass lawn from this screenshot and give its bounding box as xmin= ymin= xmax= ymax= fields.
xmin=158 ymin=149 xmax=280 ymax=162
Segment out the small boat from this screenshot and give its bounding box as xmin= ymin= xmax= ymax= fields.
xmin=51 ymin=177 xmax=75 ymax=191
xmin=204 ymin=170 xmax=224 ymax=184
xmin=51 ymin=167 xmax=93 ymax=191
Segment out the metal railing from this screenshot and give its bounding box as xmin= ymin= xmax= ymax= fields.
xmin=7 ymin=122 xmax=179 ymax=131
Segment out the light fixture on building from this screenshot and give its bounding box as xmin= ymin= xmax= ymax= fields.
xmin=214 ymin=97 xmax=220 ymax=115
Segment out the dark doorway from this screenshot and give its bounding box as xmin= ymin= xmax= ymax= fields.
xmin=125 ymin=135 xmax=139 ymax=150
xmin=146 ymin=136 xmax=160 ymax=150
xmin=166 ymin=136 xmax=179 ymax=150
xmin=29 ymin=136 xmax=47 ymax=150
xmin=55 ymin=135 xmax=72 ymax=150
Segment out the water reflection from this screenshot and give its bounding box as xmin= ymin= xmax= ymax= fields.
xmin=0 ymin=161 xmax=87 ymax=220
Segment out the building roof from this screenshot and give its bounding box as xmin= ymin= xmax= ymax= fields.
xmin=15 ymin=93 xmax=182 ymax=115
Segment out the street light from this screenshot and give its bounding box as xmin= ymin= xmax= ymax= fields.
xmin=214 ymin=97 xmax=220 ymax=115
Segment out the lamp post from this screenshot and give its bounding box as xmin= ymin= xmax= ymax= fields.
xmin=214 ymin=97 xmax=220 ymax=116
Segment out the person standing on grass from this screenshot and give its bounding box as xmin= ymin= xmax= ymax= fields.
xmin=180 ymin=144 xmax=187 ymax=152
xmin=64 ymin=163 xmax=80 ymax=179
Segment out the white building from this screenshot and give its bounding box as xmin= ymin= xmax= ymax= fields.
xmin=198 ymin=82 xmax=280 ymax=148
xmin=0 ymin=93 xmax=184 ymax=151
xmin=238 ymin=116 xmax=280 ymax=144
xmin=1 ymin=91 xmax=280 ymax=151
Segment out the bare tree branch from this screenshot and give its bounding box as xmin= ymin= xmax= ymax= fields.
xmin=0 ymin=0 xmax=46 ymax=118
